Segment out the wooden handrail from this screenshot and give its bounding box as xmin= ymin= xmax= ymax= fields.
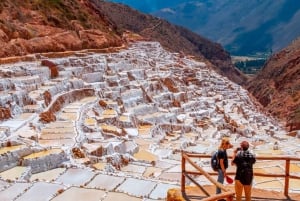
xmin=183 ymin=153 xmax=230 ymax=192
xmin=182 ymin=152 xmax=234 ymax=201
xmin=183 ymin=152 xmax=300 ymax=161
xmin=201 ymin=191 xmax=235 ymax=201
xmin=181 ymin=151 xmax=300 ymax=199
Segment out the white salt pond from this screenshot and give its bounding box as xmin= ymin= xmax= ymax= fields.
xmin=0 ymin=41 xmax=299 ymax=200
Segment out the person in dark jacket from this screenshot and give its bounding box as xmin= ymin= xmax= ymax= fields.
xmin=232 ymin=141 xmax=256 ymax=201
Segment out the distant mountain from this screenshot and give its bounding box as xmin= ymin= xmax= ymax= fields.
xmin=109 ymin=0 xmax=300 ymax=56
xmin=96 ymin=0 xmax=246 ymax=85
xmin=247 ymin=37 xmax=300 ymax=131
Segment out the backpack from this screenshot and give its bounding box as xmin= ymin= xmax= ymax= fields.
xmin=238 ymin=155 xmax=254 ymax=185
xmin=211 ymin=151 xmax=219 ymax=171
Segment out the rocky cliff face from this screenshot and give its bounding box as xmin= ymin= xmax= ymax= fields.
xmin=247 ymin=38 xmax=300 ymax=131
xmin=0 ymin=0 xmax=123 ymax=58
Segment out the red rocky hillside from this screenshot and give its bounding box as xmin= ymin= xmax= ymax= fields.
xmin=247 ymin=38 xmax=300 ymax=131
xmin=0 ymin=0 xmax=123 ymax=58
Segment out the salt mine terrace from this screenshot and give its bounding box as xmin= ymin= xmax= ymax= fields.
xmin=0 ymin=41 xmax=299 ymax=200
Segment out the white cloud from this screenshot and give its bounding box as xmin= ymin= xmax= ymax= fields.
xmin=160 ymin=8 xmax=176 ymax=14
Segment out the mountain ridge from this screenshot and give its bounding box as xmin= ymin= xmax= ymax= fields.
xmin=93 ymin=0 xmax=246 ymax=85
xmin=157 ymin=0 xmax=300 ymax=55
xmin=111 ymin=0 xmax=300 ymax=56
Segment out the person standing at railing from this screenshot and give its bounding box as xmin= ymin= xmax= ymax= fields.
xmin=216 ymin=137 xmax=233 ymax=200
xmin=232 ymin=141 xmax=256 ymax=201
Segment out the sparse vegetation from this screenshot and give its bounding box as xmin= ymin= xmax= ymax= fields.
xmin=32 ymin=0 xmax=64 ymax=9
xmin=25 ymin=0 xmax=93 ymax=29
xmin=288 ymin=105 xmax=300 ymax=130
xmin=234 ymin=58 xmax=266 ymax=74
xmin=293 ymin=106 xmax=300 ymax=122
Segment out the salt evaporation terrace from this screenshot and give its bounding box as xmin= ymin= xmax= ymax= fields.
xmin=0 ymin=41 xmax=299 ymax=200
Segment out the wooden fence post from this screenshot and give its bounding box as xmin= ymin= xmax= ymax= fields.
xmin=181 ymin=151 xmax=186 ymax=193
xmin=284 ymin=159 xmax=290 ymax=196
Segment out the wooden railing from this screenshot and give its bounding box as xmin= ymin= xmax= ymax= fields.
xmin=181 ymin=151 xmax=300 ymax=200
xmin=182 ymin=152 xmax=234 ymax=201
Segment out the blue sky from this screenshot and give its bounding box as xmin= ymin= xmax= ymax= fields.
xmin=108 ymin=0 xmax=187 ymax=13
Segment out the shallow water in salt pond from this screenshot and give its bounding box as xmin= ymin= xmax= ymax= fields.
xmin=0 ymin=166 xmax=27 ymax=180
xmin=15 ymin=182 xmax=63 ymax=201
xmin=23 ymin=148 xmax=62 ymax=159
xmin=56 ymin=168 xmax=95 ymax=186
xmin=103 ymin=192 xmax=141 ymax=201
xmin=30 ymin=168 xmax=66 ymax=182
xmin=51 ymin=187 xmax=106 ymax=201
xmin=0 ymin=183 xmax=31 ymax=200
xmin=0 ymin=145 xmax=25 ymax=154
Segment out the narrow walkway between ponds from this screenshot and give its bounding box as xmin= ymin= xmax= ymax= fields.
xmin=171 ymin=185 xmax=300 ymax=201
